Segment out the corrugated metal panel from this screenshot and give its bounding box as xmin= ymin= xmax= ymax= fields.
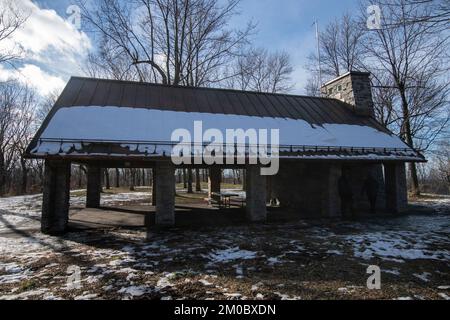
xmin=192 ymin=88 xmax=212 ymax=113
xmin=234 ymin=92 xmax=262 ymax=117
xmin=155 ymin=86 xmax=175 ymax=111
xmin=204 ymin=89 xmax=223 ymax=114
xmin=216 ymin=90 xmax=238 ymax=115
xmin=230 ymin=92 xmax=245 ymax=115
xmin=146 ymin=85 xmax=160 ymax=108
xmin=264 ymin=94 xmax=296 ymax=119
xmin=55 ymin=77 xmax=84 ymax=107
xmin=256 ymin=94 xmax=284 ymax=118
xmin=135 ymin=83 xmax=148 ymax=107
xmin=90 ymin=80 xmax=111 ymax=106
xmin=105 ymin=82 xmax=124 ymax=106
xmin=173 ymin=86 xmax=187 ymax=112
xmin=277 ymin=95 xmax=313 ymax=123
xmin=122 ymin=83 xmax=138 ymax=107
xmin=304 ymin=97 xmax=335 ymax=123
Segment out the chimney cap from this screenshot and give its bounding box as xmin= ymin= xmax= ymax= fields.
xmin=321 ymin=71 xmax=371 ymax=88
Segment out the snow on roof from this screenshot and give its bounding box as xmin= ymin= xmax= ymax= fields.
xmin=28 ymin=106 xmax=423 ymax=161
xmin=40 ymin=106 xmax=407 ymax=147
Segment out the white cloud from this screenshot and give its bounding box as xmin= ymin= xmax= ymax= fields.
xmin=0 ymin=64 xmax=65 ymax=96
xmin=4 ymin=0 xmax=91 ymax=59
xmin=0 ymin=0 xmax=90 ymax=96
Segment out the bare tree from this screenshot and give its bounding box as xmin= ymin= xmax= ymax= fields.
xmin=0 ymin=81 xmax=17 ymax=195
xmin=304 ymin=73 xmax=321 ymax=97
xmin=307 ymin=14 xmax=365 ymax=77
xmin=383 ymin=0 xmax=450 ymax=27
xmin=0 ymin=80 xmax=36 ymax=195
xmin=13 ymin=86 xmax=36 ymax=194
xmin=304 ymin=13 xmax=365 ymax=94
xmin=36 ymin=90 xmax=61 ymax=124
xmin=229 ymin=48 xmax=294 ymax=93
xmin=432 ymin=140 xmax=450 ymax=194
xmin=361 ymin=0 xmax=450 ymax=195
xmin=80 ymin=0 xmax=254 ymax=86
xmin=370 ymin=72 xmax=399 ymax=127
xmin=0 ymin=0 xmax=28 ymax=65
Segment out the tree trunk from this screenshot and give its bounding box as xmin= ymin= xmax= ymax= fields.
xmin=399 ymin=91 xmax=420 ymax=196
xmin=115 ymin=168 xmax=120 ymax=188
xmin=130 ymin=169 xmax=136 ymax=191
xmin=409 ymin=162 xmax=420 ymax=196
xmin=195 ymin=169 xmax=201 ymax=191
xmin=20 ymin=158 xmax=28 ymax=195
xmin=0 ymin=154 xmax=6 ymax=196
xmin=77 ymin=167 xmax=83 ymax=189
xmin=187 ymin=169 xmax=193 ymax=193
xmin=141 ymin=169 xmax=146 ymax=186
xmin=183 ymin=169 xmax=187 ymax=188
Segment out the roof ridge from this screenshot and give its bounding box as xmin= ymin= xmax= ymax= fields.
xmin=69 ymin=76 xmax=339 ymax=101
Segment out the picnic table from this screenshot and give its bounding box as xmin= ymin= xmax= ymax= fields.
xmin=210 ymin=192 xmax=245 ymax=208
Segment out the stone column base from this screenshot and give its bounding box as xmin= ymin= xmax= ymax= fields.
xmin=246 ymin=166 xmax=267 ymax=222
xmin=385 ymin=163 xmax=407 ymax=213
xmin=154 ymin=162 xmax=175 ymax=226
xmin=86 ymin=165 xmax=102 ymax=208
xmin=41 ymin=160 xmax=71 ymax=235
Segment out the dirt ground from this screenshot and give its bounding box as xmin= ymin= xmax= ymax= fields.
xmin=0 ymin=189 xmax=449 ymax=300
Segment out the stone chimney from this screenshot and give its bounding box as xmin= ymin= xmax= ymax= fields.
xmin=321 ymin=71 xmax=374 ymax=116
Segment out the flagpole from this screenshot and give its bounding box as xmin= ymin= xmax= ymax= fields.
xmin=314 ymin=20 xmax=322 ymax=91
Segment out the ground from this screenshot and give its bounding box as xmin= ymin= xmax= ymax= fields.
xmin=0 ymin=188 xmax=449 ymax=300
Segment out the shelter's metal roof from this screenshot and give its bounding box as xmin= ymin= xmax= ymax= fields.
xmin=26 ymin=77 xmax=425 ymax=162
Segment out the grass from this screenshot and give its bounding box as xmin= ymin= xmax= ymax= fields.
xmin=18 ymin=280 xmax=38 ymax=293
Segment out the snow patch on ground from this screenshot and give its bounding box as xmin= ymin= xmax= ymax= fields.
xmin=345 ymin=230 xmax=450 ymax=262
xmin=413 ymin=272 xmax=431 ymax=282
xmin=118 ymin=285 xmax=148 ymax=297
xmin=206 ymin=247 xmax=257 ymax=263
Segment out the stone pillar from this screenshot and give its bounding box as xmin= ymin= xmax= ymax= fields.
xmin=384 ymin=163 xmax=408 ymax=213
xmin=86 ymin=165 xmax=102 ymax=208
xmin=41 ymin=160 xmax=71 ymax=235
xmin=321 ymin=164 xmax=342 ymax=217
xmin=372 ymin=164 xmax=386 ymax=210
xmin=154 ymin=162 xmax=175 ymax=226
xmin=208 ymin=167 xmax=221 ymax=198
xmin=266 ymin=175 xmax=273 ymax=204
xmin=245 ymin=166 xmax=267 ymax=222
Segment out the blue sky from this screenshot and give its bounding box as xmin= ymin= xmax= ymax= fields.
xmin=1 ymin=0 xmax=360 ymax=96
